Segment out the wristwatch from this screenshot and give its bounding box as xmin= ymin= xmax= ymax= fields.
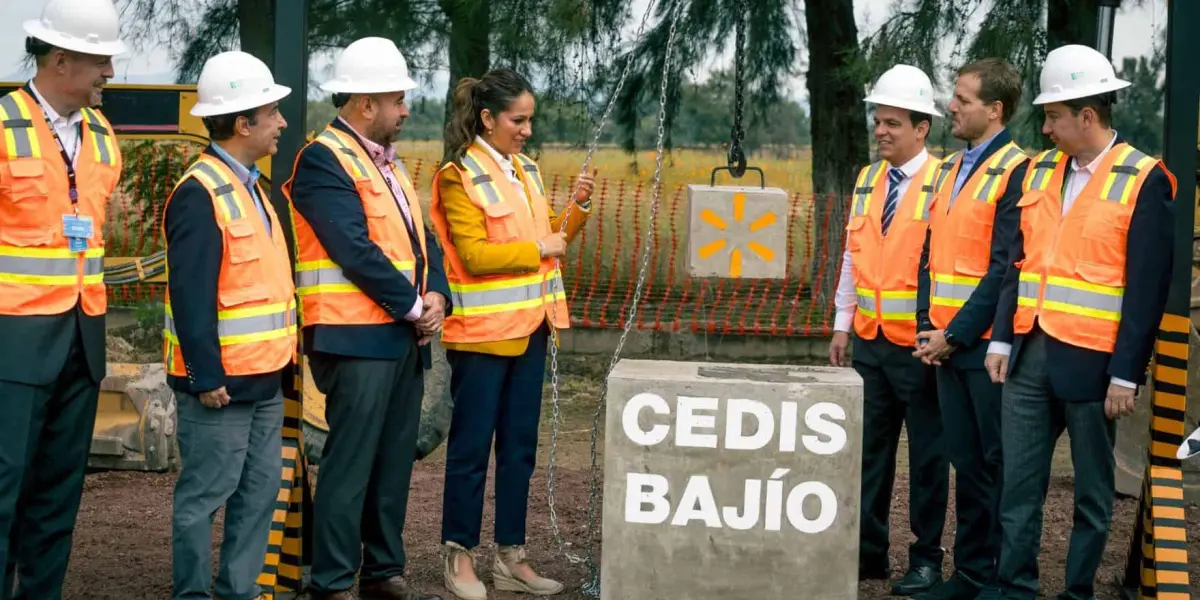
xmin=944 ymin=331 xmax=960 ymax=348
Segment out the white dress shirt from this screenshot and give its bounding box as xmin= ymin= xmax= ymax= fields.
xmin=985 ymin=131 xmax=1135 ymax=389
xmin=834 ymin=148 xmax=930 ymax=333
xmin=28 ymin=81 xmax=83 ymax=164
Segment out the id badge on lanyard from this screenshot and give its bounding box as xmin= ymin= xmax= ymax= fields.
xmin=32 ymin=92 xmax=90 ymax=253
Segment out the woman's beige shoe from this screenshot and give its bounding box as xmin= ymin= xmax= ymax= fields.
xmin=492 ymin=545 xmax=564 ymax=596
xmin=443 ymin=541 xmax=488 ymax=600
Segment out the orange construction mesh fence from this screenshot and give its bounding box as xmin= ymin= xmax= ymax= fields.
xmin=106 ymin=142 xmax=847 ymax=337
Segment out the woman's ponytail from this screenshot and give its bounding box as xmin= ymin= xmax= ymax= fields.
xmin=441 ymin=69 xmax=535 ymax=167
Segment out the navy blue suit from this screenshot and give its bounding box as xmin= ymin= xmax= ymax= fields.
xmin=916 ymin=128 xmax=1028 ymax=592
xmin=163 ymin=146 xmax=286 ymax=403
xmin=991 ymin=135 xmax=1175 ymax=600
xmin=287 ymin=119 xmax=451 ymax=595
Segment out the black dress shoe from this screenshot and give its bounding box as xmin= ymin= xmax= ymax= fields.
xmin=911 ymin=573 xmax=982 ymax=600
xmin=859 ymin=556 xmax=891 ymax=581
xmin=892 ymin=566 xmax=942 ymax=596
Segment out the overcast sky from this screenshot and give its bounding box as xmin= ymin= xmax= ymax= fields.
xmin=0 ymin=0 xmax=1168 ymax=103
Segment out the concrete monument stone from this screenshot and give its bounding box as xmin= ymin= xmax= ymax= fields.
xmin=601 ymin=359 xmax=864 ymax=599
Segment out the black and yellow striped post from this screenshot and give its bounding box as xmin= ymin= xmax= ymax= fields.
xmin=1119 ymin=1 xmax=1198 ymax=598
xmin=259 ymin=1 xmax=312 ymax=597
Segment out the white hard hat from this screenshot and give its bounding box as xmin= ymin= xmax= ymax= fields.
xmin=191 ymin=51 xmax=292 ymax=118
xmin=864 ymin=64 xmax=942 ymax=117
xmin=320 ymin=37 xmax=418 ymax=95
xmin=23 ymin=0 xmax=127 ymax=56
xmin=1033 ymin=44 xmax=1130 ymax=105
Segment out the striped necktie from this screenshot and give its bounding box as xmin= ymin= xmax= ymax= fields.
xmin=881 ymin=167 xmax=905 ymax=235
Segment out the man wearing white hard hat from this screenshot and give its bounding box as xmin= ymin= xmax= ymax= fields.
xmin=910 ymin=58 xmax=1029 ymax=600
xmin=161 ymin=50 xmax=294 ymax=600
xmin=0 ymin=0 xmax=125 ymax=597
xmin=986 ymin=43 xmax=1177 ymax=600
xmin=284 ymin=37 xmax=448 ymax=600
xmin=829 ymin=63 xmax=950 ymax=597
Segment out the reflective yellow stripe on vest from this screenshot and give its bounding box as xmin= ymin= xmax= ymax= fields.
xmin=0 ymin=93 xmax=42 ymax=159
xmin=294 ymin=258 xmax=417 ymax=296
xmin=913 ymin=159 xmax=940 ymax=220
xmin=450 ymin=269 xmax=567 ymax=316
xmin=164 ymin=300 xmax=298 ymax=347
xmin=1018 ymin=272 xmax=1122 ymax=321
xmin=80 ymin=108 xmax=118 ymax=166
xmin=512 ymin=154 xmax=546 ymax=196
xmin=1098 ymin=145 xmax=1156 ymax=204
xmin=318 ymin=130 xmax=372 ymax=179
xmin=931 ymin=274 xmax=980 ymax=309
xmin=185 ymin=160 xmax=248 ymax=222
xmin=935 ymin=152 xmax=961 ymax=193
xmin=851 ymin=162 xmax=886 ymax=216
xmin=970 ymin=143 xmax=1026 ymax=204
xmin=855 ymin=287 xmax=917 ymax=321
xmin=0 ymin=246 xmax=104 ymax=285
xmin=461 ymin=150 xmax=506 ymax=206
xmin=1023 ymin=149 xmax=1065 ymax=192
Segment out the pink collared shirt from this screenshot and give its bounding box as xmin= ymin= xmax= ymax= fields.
xmin=336 ymin=117 xmax=423 ymax=321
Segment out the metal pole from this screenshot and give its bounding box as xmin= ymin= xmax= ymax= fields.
xmin=265 ymin=1 xmax=311 ymax=597
xmin=1118 ymin=0 xmax=1199 ymax=597
xmin=270 ymin=0 xmax=309 ymax=265
xmin=1095 ymin=0 xmax=1121 ymax=59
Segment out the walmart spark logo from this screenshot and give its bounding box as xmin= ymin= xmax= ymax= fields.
xmin=696 ymin=192 xmax=778 ymax=277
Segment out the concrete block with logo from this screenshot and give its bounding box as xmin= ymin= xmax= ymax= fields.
xmin=601 ymin=359 xmax=864 ymax=600
xmin=686 ymin=183 xmax=790 ymax=280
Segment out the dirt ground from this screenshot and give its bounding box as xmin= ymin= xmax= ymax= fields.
xmin=59 ymin=356 xmax=1199 ymax=599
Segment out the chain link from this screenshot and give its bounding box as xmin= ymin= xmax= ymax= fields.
xmin=579 ymin=5 xmax=683 ymax=597
xmin=728 ymin=0 xmax=748 ymax=176
xmin=543 ymin=0 xmax=662 ymax=568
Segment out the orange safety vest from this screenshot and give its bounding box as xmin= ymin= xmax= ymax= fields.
xmin=927 ymin=141 xmax=1029 ymax=337
xmin=0 ymin=89 xmax=121 ymax=317
xmin=1011 ymin=143 xmax=1176 ymax=353
xmin=845 ymin=155 xmax=949 ymax=347
xmin=162 ymin=154 xmax=297 ymax=378
xmin=283 ymin=126 xmax=428 ymax=327
xmin=428 ymin=142 xmax=569 ymax=344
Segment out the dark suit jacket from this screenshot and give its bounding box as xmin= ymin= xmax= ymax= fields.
xmin=288 ymin=119 xmax=452 ymax=369
xmin=917 ymin=128 xmax=1029 ymax=371
xmin=991 ymin=135 xmax=1176 ymax=402
xmin=163 ymin=145 xmax=284 ymax=402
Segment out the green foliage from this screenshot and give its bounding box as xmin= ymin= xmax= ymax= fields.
xmin=108 ymin=140 xmax=198 ymax=257
xmin=1111 ymin=30 xmax=1166 ymax=156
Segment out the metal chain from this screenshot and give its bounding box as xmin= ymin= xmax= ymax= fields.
xmin=579 ymin=5 xmax=683 ymax=597
xmin=728 ymin=0 xmax=748 ymax=176
xmin=543 ymin=0 xmax=661 ymax=566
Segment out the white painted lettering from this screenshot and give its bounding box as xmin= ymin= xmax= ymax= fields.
xmin=625 ymin=473 xmax=671 ymax=524
xmin=622 ymin=392 xmax=670 ymax=446
xmin=724 ymin=398 xmax=775 ymax=450
xmin=670 ymin=475 xmax=722 ymax=527
xmin=779 ymin=400 xmax=798 ymax=452
xmin=721 ymin=479 xmax=762 ymax=530
xmin=675 ymin=396 xmax=719 ymax=448
xmin=786 ymin=481 xmax=838 ymax=533
xmin=802 ymin=402 xmax=847 ymax=455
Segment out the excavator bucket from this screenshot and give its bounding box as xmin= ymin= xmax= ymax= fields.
xmin=301 ymin=336 xmax=456 ymax=466
xmin=1113 ymin=231 xmax=1200 ymax=503
xmin=90 ymin=362 xmax=178 ymax=472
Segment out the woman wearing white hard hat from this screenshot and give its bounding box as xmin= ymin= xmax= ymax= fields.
xmin=0 ymin=1 xmax=126 ymax=598
xmin=285 ymin=36 xmax=448 ymax=600
xmin=162 ymin=50 xmax=293 ymax=600
xmin=989 ymin=43 xmax=1179 ymax=600
xmin=427 ymin=68 xmax=597 ymax=600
